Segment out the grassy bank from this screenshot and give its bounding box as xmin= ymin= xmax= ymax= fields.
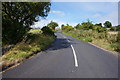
xmin=62 ymin=30 xmax=120 ymax=53
xmin=1 ymin=29 xmax=56 ymax=70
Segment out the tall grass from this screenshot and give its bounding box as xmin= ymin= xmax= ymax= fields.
xmin=1 ymin=29 xmax=56 ymax=70
xmin=63 ymin=30 xmax=120 ymax=53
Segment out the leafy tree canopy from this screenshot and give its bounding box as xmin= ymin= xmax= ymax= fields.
xmin=95 ymin=23 xmax=102 ymax=27
xmin=81 ymin=20 xmax=93 ymax=30
xmin=2 ymin=2 xmax=51 ymax=44
xmin=75 ymin=24 xmax=81 ymax=29
xmin=47 ymin=21 xmax=58 ymax=30
xmin=61 ymin=25 xmax=73 ymax=32
xmin=103 ymin=21 xmax=112 ymax=28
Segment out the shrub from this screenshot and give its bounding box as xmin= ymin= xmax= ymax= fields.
xmin=110 ymin=27 xmax=116 ymax=31
xmin=41 ymin=26 xmax=54 ymax=36
xmin=111 ymin=43 xmax=120 ymax=52
xmin=107 ymin=34 xmax=117 ymax=43
xmin=80 ymin=20 xmax=94 ymax=30
xmin=93 ymin=25 xmax=107 ymax=33
xmin=116 ymin=25 xmax=120 ymax=31
xmin=62 ymin=26 xmax=73 ymax=32
xmin=117 ymin=32 xmax=120 ymax=42
xmin=83 ymin=37 xmax=93 ymax=42
xmin=2 ymin=21 xmax=30 ymax=44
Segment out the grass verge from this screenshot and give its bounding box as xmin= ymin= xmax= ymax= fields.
xmin=62 ymin=30 xmax=120 ymax=53
xmin=1 ymin=29 xmax=56 ymax=71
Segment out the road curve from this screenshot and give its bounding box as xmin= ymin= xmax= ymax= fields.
xmin=3 ymin=32 xmax=118 ymax=78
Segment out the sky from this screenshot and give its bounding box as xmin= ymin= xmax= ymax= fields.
xmin=31 ymin=2 xmax=118 ymax=28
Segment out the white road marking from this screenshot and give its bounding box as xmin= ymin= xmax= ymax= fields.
xmin=62 ymin=34 xmax=78 ymax=67
xmin=70 ymin=45 xmax=79 ymax=67
xmin=67 ymin=39 xmax=70 ymax=42
xmin=63 ymin=35 xmax=67 ymax=38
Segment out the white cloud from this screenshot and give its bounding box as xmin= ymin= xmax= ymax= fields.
xmin=31 ymin=19 xmax=51 ymax=28
xmin=50 ymin=11 xmax=62 ymax=14
xmin=50 ymin=10 xmax=65 ymax=16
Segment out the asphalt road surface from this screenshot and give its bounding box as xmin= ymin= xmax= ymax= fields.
xmin=3 ymin=32 xmax=118 ymax=78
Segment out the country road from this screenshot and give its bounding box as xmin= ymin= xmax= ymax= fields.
xmin=3 ymin=32 xmax=118 ymax=78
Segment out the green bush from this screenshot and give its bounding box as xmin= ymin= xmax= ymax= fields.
xmin=107 ymin=34 xmax=117 ymax=43
xmin=62 ymin=25 xmax=119 ymax=52
xmin=62 ymin=26 xmax=73 ymax=32
xmin=111 ymin=43 xmax=120 ymax=52
xmin=93 ymin=26 xmax=107 ymax=33
xmin=116 ymin=25 xmax=120 ymax=31
xmin=2 ymin=20 xmax=30 ymax=44
xmin=81 ymin=37 xmax=92 ymax=42
xmin=117 ymin=32 xmax=120 ymax=42
xmin=41 ymin=26 xmax=54 ymax=36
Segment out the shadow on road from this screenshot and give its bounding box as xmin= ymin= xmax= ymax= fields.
xmin=47 ymin=38 xmax=71 ymax=51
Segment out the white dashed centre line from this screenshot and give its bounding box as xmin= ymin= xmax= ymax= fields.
xmin=63 ymin=35 xmax=79 ymax=67
xmin=70 ymin=44 xmax=78 ymax=67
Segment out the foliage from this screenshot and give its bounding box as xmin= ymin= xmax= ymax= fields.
xmin=110 ymin=25 xmax=120 ymax=31
xmin=111 ymin=43 xmax=120 ymax=52
xmin=61 ymin=26 xmax=73 ymax=32
xmin=62 ymin=30 xmax=120 ymax=52
xmin=2 ymin=2 xmax=51 ymax=44
xmin=93 ymin=25 xmax=107 ymax=33
xmin=47 ymin=21 xmax=58 ymax=31
xmin=80 ymin=20 xmax=93 ymax=30
xmin=95 ymin=23 xmax=102 ymax=27
xmin=61 ymin=24 xmax=64 ymax=28
xmin=41 ymin=26 xmax=54 ymax=35
xmin=74 ymin=21 xmax=107 ymax=33
xmin=75 ymin=20 xmax=94 ymax=30
xmin=117 ymin=32 xmax=120 ymax=42
xmin=75 ymin=24 xmax=81 ymax=29
xmin=116 ymin=25 xmax=120 ymax=31
xmin=110 ymin=27 xmax=116 ymax=31
xmin=104 ymin=21 xmax=112 ymax=28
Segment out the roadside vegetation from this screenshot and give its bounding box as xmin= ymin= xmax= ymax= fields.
xmin=1 ymin=2 xmax=58 ymax=70
xmin=62 ymin=20 xmax=120 ymax=53
xmin=1 ymin=29 xmax=56 ymax=70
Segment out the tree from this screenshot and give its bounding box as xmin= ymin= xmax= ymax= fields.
xmin=62 ymin=26 xmax=73 ymax=32
xmin=47 ymin=21 xmax=58 ymax=31
xmin=103 ymin=21 xmax=112 ymax=28
xmin=81 ymin=20 xmax=93 ymax=30
xmin=95 ymin=23 xmax=102 ymax=27
xmin=61 ymin=24 xmax=64 ymax=27
xmin=61 ymin=24 xmax=64 ymax=30
xmin=2 ymin=2 xmax=51 ymax=44
xmin=75 ymin=24 xmax=81 ymax=29
xmin=66 ymin=24 xmax=69 ymax=26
